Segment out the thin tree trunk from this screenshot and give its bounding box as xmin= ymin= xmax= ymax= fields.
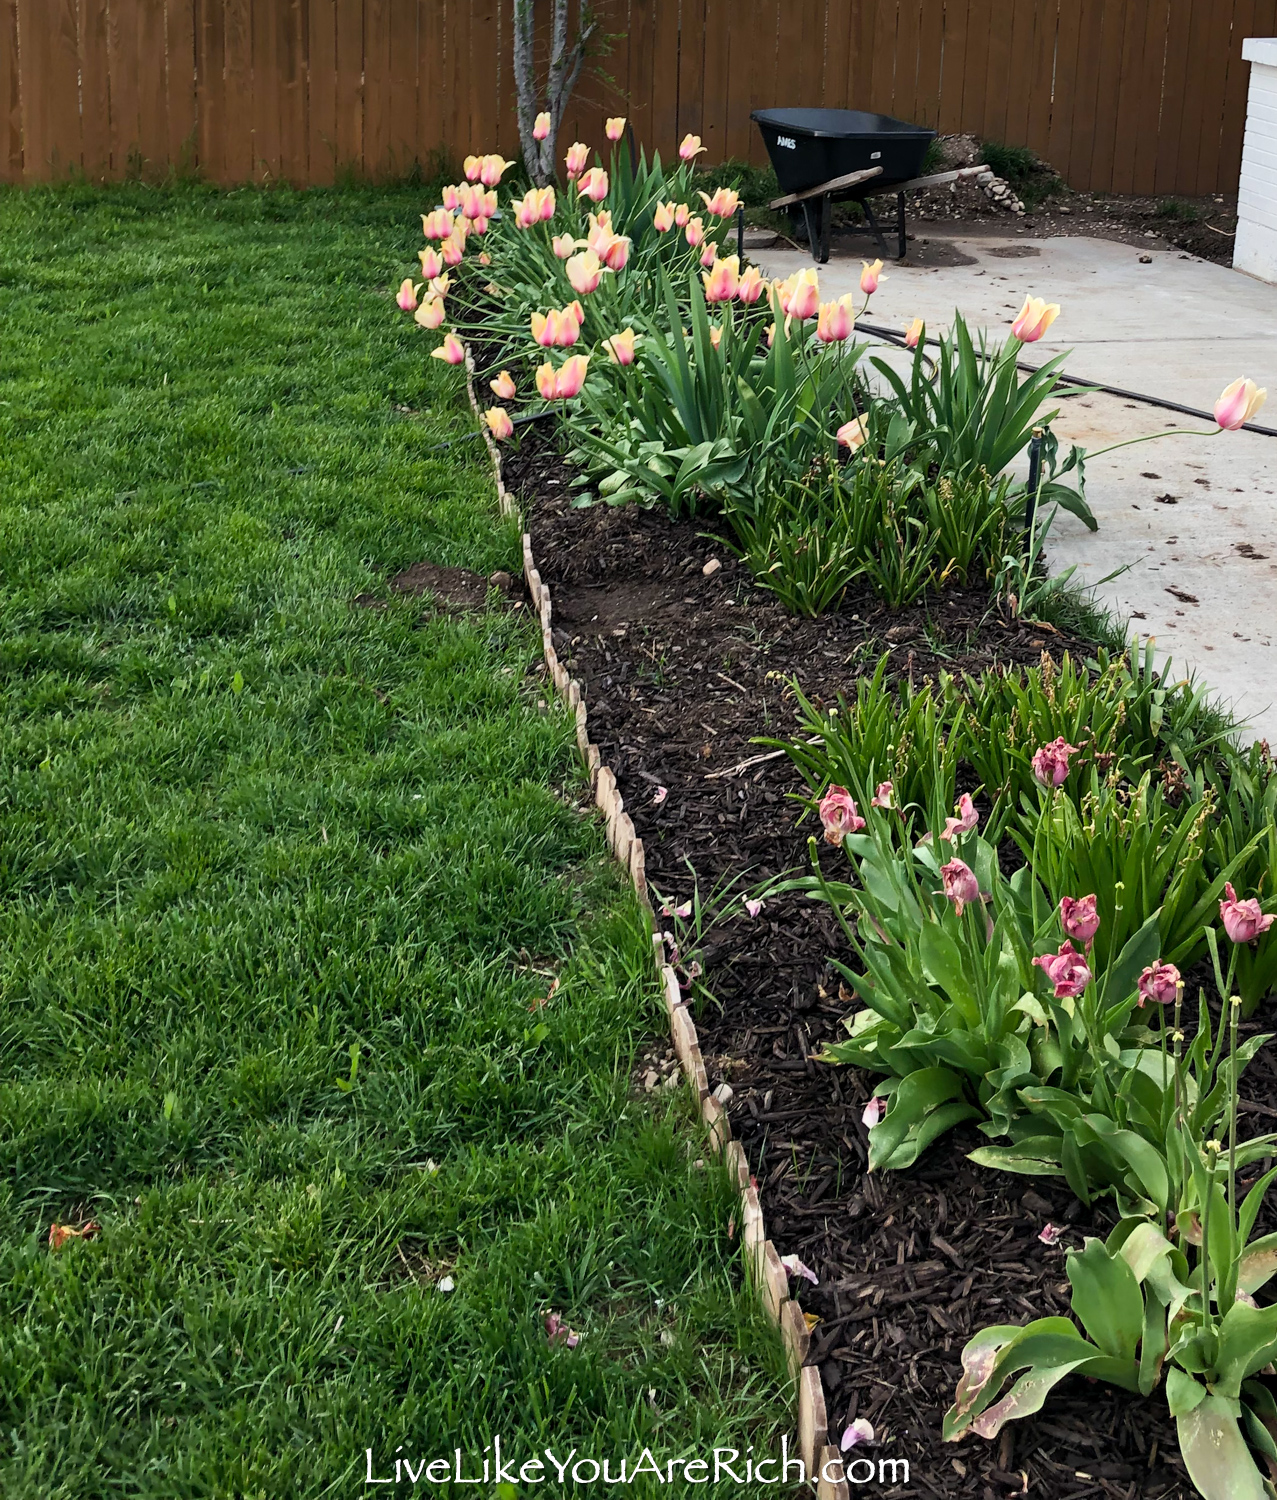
xmin=511 ymin=0 xmax=599 ymax=186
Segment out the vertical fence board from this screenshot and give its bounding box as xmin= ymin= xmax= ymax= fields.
xmin=167 ymin=0 xmax=198 ymax=171
xmin=822 ymin=0 xmax=852 ymax=110
xmin=107 ymin=0 xmax=143 ymax=173
xmin=999 ymin=0 xmax=1037 ymax=148
xmin=333 ymin=0 xmax=362 ymax=176
xmin=1220 ymin=0 xmax=1275 ymax=192
xmin=893 ymin=0 xmax=922 ymax=123
xmin=277 ymin=0 xmax=307 ymax=181
xmin=196 ymin=0 xmax=226 ymax=181
xmin=308 ymin=0 xmax=337 ymax=182
xmin=221 ymin=0 xmax=254 ymax=179
xmin=1085 ymin=0 xmax=1129 ymax=192
xmin=626 ymin=0 xmax=655 ymax=152
xmin=648 ymin=0 xmax=679 ymax=152
xmin=700 ymin=0 xmax=730 ymax=160
xmin=913 ymin=0 xmax=945 ymax=129
xmin=935 ymin=0 xmax=969 ymax=132
xmin=1152 ymin=0 xmax=1192 ymax=193
xmin=79 ymin=0 xmax=112 ymax=177
xmin=251 ymin=0 xmax=281 ymax=176
xmin=416 ymin=0 xmax=444 ymax=172
xmin=1024 ymin=0 xmax=1058 ymax=156
xmin=137 ymin=0 xmax=170 ymax=174
xmin=1 ymin=0 xmax=19 ymax=181
xmin=677 ymin=0 xmax=706 ymax=145
xmin=1192 ymin=0 xmax=1242 ymax=194
xmin=1109 ymin=0 xmax=1157 ymax=194
xmin=19 ymin=0 xmax=82 ymax=179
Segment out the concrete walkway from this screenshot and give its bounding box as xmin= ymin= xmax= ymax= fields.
xmin=755 ymin=235 xmax=1277 ymax=741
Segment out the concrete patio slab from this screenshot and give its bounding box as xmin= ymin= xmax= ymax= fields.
xmin=755 ymin=235 xmax=1277 ymax=741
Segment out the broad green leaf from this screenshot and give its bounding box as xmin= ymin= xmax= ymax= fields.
xmin=1177 ymin=1395 xmax=1270 ymax=1500
xmin=1066 ymin=1237 xmax=1144 ymax=1362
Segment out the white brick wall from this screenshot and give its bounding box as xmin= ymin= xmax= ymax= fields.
xmin=1237 ymin=38 xmax=1277 ymax=283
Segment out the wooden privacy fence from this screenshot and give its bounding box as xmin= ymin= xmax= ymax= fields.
xmin=3 ymin=0 xmax=1273 ymax=195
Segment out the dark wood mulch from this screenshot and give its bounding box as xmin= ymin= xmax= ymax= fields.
xmin=500 ymin=421 xmax=1274 ymax=1498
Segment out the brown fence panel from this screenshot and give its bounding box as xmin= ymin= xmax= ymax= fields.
xmin=0 ymin=0 xmax=1268 ymax=195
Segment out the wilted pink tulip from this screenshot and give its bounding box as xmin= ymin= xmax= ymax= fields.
xmin=744 ymin=897 xmax=764 ymax=918
xmin=577 ymin=166 xmax=609 ymax=202
xmin=871 ymin=781 xmax=893 ymax=810
xmin=684 ymin=215 xmax=705 ymax=248
xmin=483 ymin=406 xmax=514 ymax=440
xmin=535 ymin=361 xmax=557 ymax=400
xmin=819 ymin=785 xmax=865 ymax=846
xmin=479 ymin=153 xmax=511 ymax=187
xmin=904 ymin=317 xmax=924 ymax=349
xmin=1060 ymin=894 xmax=1100 ymax=947
xmin=603 ymin=328 xmax=636 ymax=365
xmin=534 ymin=111 xmax=551 ymax=141
xmin=780 ymin=1253 xmax=818 ymax=1284
xmin=1031 ymin=737 xmax=1079 ymax=787
xmin=490 ymin=370 xmax=517 ymax=400
xmin=942 ymin=792 xmax=979 ymax=841
xmin=418 ymin=247 xmax=444 ymax=280
xmin=737 ymin=265 xmax=766 ymax=304
xmin=861 ymin=1096 xmax=885 ymax=1128
xmin=553 ymin=354 xmax=590 ymax=399
xmin=841 ymin=1419 xmax=875 ymax=1451
xmin=1214 ymin=377 xmax=1267 ymax=431
xmin=431 ymin=332 xmax=466 ymax=365
xmin=1033 ymin=940 xmax=1091 ymax=998
xmin=653 ymin=201 xmax=676 ymax=233
xmin=414 ymin=296 xmax=445 ymax=330
xmin=544 ymin=1312 xmax=580 ymax=1348
xmin=605 ymin=116 xmax=626 ymax=141
xmin=1137 ymin=960 xmax=1180 ymax=1006
xmin=815 ymin=294 xmax=855 ymax=343
xmin=1220 ymin=883 xmax=1275 ymax=943
xmin=566 ymin=250 xmax=605 ymax=296
xmin=860 ymin=258 xmax=885 ymax=295
xmin=564 ymin=141 xmax=590 ymax=179
xmin=674 ymin=202 xmax=690 ymax=228
xmin=699 ymin=186 xmax=741 ymax=218
xmin=552 ymin=233 xmax=577 ymax=259
xmin=836 ymin=415 xmax=869 ymax=451
xmin=941 ymin=858 xmax=981 ymax=916
xmin=396 ymin=278 xmax=421 ymax=311
xmin=703 ymin=255 xmax=740 ymax=303
xmin=1011 ymin=295 xmax=1061 ymax=343
xmin=1038 ymin=1224 xmax=1064 ymax=1246
xmin=679 ymin=133 xmax=706 ymax=161
xmin=462 ymin=154 xmax=482 ymax=182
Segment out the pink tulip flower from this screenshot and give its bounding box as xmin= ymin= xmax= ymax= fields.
xmin=533 ymin=111 xmax=552 ymax=141
xmin=440 ymin=184 xmax=461 ymax=212
xmin=871 ymin=781 xmax=894 ymax=809
xmin=707 ymin=322 xmax=723 ymax=347
xmin=653 ymin=201 xmax=676 ymax=233
xmin=1220 ymin=883 xmax=1275 ymax=943
xmin=780 ymin=267 xmax=820 ymax=322
xmin=421 ymin=209 xmax=453 ymax=240
xmin=702 ymin=255 xmax=740 ymax=302
xmin=860 ymin=258 xmax=885 ymax=295
xmin=744 ymin=897 xmax=764 ymax=919
xmin=601 ymin=234 xmax=630 ymax=271
xmin=1033 ymin=940 xmax=1092 ymax=998
xmin=462 ymin=154 xmax=482 ymax=182
xmin=441 ymin=232 xmax=466 ymax=267
xmin=819 ymin=785 xmax=865 ymax=846
xmin=564 ymin=141 xmax=590 ymax=179
xmin=431 ymin=332 xmax=466 ymax=365
xmin=815 ymin=294 xmax=855 ymax=343
xmin=605 ymin=116 xmax=627 ymax=141
xmin=1011 ymin=295 xmax=1061 ymax=343
xmin=586 ymin=209 xmax=614 ymax=252
xmin=1137 ymin=960 xmax=1181 ymax=1007
xmin=679 ymin=133 xmax=706 ymax=161
xmin=737 ymin=265 xmax=766 ymax=304
xmin=941 ymin=858 xmax=981 ymax=916
xmin=836 ymin=415 xmax=869 ymax=450
xmin=700 ymin=242 xmax=717 ymax=268
xmin=553 ymin=354 xmax=590 ymax=399
xmin=418 ymin=247 xmax=444 ymax=280
xmin=674 ymin=202 xmax=690 ymax=228
xmin=1060 ymin=894 xmax=1100 ymax=947
xmin=699 ymin=186 xmax=741 ymax=218
xmin=396 ymin=278 xmax=421 ymax=311
xmin=552 ymin=233 xmax=577 ymax=259
xmin=577 ymin=166 xmax=609 ymax=202
xmin=483 ymin=407 xmax=514 ymax=440
xmin=941 ymin=792 xmax=979 ymax=842
xmin=861 ymin=1096 xmax=885 ymax=1128
xmin=1031 ymin=737 xmax=1080 ymax=787
xmin=1214 ymin=377 xmax=1267 ymax=431
xmin=544 ymin=1312 xmax=580 ymax=1348
xmin=567 ymin=250 xmax=606 ymax=295
xmin=479 ymin=154 xmax=511 ymax=187
xmin=684 ymin=215 xmax=705 ymax=248
xmin=490 ymin=370 xmax=517 ymax=400
xmin=513 ymin=188 xmax=541 ymax=230
xmin=469 ymin=215 xmax=490 ymax=236
xmin=535 ymin=361 xmax=557 ymax=400
xmin=428 ymin=272 xmax=451 ymax=299
xmin=603 ymin=328 xmax=636 ymax=365
xmin=413 ymin=296 xmax=445 ymax=330
xmin=537 ymin=186 xmax=556 ymax=221
xmin=904 ymin=317 xmax=924 ymax=349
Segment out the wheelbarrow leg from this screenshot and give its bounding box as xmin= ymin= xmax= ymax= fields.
xmin=896 ymin=191 xmax=906 ymax=259
xmin=801 ymin=200 xmax=819 ymax=261
xmin=818 ymin=192 xmax=831 ymax=264
xmin=862 ymin=195 xmax=890 ymax=261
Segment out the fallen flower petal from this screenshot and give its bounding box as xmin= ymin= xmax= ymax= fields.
xmin=437 ymin=1275 xmax=455 ymax=1292
xmin=1038 ymin=1223 xmax=1064 ymax=1246
xmin=651 ymin=785 xmax=668 ymax=805
xmin=780 ymin=1253 xmax=819 ymax=1284
xmin=862 ymin=1096 xmax=886 ymax=1127
xmin=49 ymin=1221 xmax=100 ymax=1250
xmin=841 ymin=1419 xmax=875 ymax=1450
xmin=744 ymin=897 xmax=764 ymax=918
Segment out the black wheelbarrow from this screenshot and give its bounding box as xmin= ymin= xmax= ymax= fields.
xmin=751 ymin=107 xmax=989 ymax=263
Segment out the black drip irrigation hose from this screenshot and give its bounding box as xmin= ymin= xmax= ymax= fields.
xmin=855 ymin=318 xmax=1277 ymax=438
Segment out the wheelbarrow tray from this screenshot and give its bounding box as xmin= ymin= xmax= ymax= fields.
xmin=750 ymin=108 xmax=935 ymax=196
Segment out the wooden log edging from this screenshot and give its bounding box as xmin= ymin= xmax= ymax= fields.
xmin=466 ymin=367 xmax=847 ymax=1497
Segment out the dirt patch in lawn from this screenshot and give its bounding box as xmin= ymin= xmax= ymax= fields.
xmin=376 ymin=561 xmax=518 ymax=611
xmin=508 ymin=421 xmax=1276 ymax=1498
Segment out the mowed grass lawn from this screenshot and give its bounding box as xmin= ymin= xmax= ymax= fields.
xmin=0 ymin=184 xmax=784 ymax=1499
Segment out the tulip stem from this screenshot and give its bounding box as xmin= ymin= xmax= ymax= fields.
xmin=1083 ymin=427 xmax=1217 ymax=462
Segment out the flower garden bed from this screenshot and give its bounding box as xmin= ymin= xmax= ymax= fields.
xmin=405 ymin=131 xmax=1277 ymax=1500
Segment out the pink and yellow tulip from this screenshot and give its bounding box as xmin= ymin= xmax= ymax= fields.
xmin=653 ymin=201 xmax=676 ymax=233
xmin=815 ymin=294 xmax=856 ymax=343
xmin=836 ymin=414 xmax=869 ymax=450
xmin=431 ymin=332 xmax=466 ymax=365
xmin=684 ymin=215 xmax=705 ymax=248
xmin=860 ymin=258 xmax=885 ymax=295
xmin=441 ymin=232 xmax=466 ymax=267
xmin=605 ymin=116 xmax=626 ymax=142
xmin=552 ymin=354 xmax=590 ymax=399
xmin=679 ymin=133 xmax=706 ymax=161
xmin=904 ymin=317 xmax=924 ymax=349
xmin=462 ymin=155 xmax=482 ymax=182
xmin=483 ymin=406 xmax=514 ymax=440
xmin=1214 ymin=376 xmax=1267 ymax=430
xmin=736 ymin=265 xmax=766 ymax=304
xmin=702 ymin=254 xmax=740 ymax=303
xmin=565 ymin=250 xmax=605 ymax=296
xmin=778 ymin=267 xmax=820 ymax=322
xmin=699 ymin=187 xmax=740 ymax=218
xmin=479 ymin=154 xmax=512 ymax=186
xmin=577 ymin=166 xmax=609 ymax=202
xmin=603 ymin=328 xmax=636 ymax=365
xmin=564 ymin=141 xmax=590 ymax=179
xmin=421 ymin=209 xmax=454 ymax=240
xmin=414 ymin=297 xmax=445 ymax=330
xmin=441 ymin=184 xmax=461 ymax=212
xmin=396 ymin=278 xmax=421 ymax=311
xmin=535 ymin=361 xmax=557 ymax=400
xmin=418 ymin=247 xmax=444 ymax=279
xmin=674 ymin=202 xmax=690 ymax=228
xmin=531 ymin=306 xmax=582 ymax=348
xmin=552 ymin=233 xmax=578 ymax=259
xmin=534 ymin=111 xmax=551 ymax=141
xmin=1011 ymin=295 xmax=1060 ymax=343
xmin=490 ymin=370 xmax=517 ymax=400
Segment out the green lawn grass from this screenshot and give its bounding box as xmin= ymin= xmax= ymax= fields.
xmin=0 ymin=182 xmax=785 ymax=1499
